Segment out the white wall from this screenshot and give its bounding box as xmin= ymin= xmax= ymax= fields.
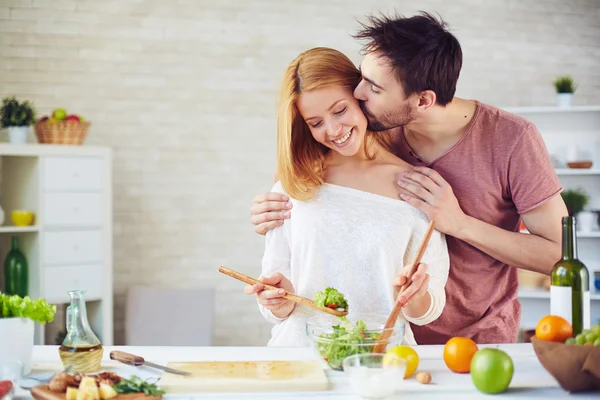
xmin=0 ymin=0 xmax=599 ymax=345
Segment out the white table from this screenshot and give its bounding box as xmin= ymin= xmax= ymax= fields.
xmin=13 ymin=344 xmax=599 ymax=400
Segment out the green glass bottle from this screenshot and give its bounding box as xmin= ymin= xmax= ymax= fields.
xmin=3 ymin=236 xmax=28 ymax=297
xmin=550 ymin=216 xmax=590 ymax=335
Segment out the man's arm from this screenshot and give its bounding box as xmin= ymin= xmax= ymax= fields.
xmin=398 ymin=167 xmax=566 ymax=276
xmin=455 ymin=195 xmax=565 ymax=275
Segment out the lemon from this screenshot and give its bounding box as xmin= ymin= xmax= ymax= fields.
xmin=384 ymin=345 xmax=419 ymax=378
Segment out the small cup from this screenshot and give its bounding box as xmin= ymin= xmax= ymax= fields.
xmin=342 ymin=353 xmax=406 ymax=399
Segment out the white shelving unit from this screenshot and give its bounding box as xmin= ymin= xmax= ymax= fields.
xmin=505 ymin=106 xmax=600 ymax=331
xmin=0 ymin=144 xmax=113 ymax=346
xmin=519 ymin=288 xmax=600 ymax=301
xmin=554 ymin=169 xmax=600 ymax=176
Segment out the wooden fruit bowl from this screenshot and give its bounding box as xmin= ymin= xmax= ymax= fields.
xmin=531 ymin=336 xmax=600 ymax=393
xmin=567 ymin=161 xmax=593 ymax=169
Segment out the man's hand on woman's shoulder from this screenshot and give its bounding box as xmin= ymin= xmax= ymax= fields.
xmin=250 ymin=192 xmax=293 ymax=235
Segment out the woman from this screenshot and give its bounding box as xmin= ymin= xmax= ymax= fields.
xmin=245 ymin=47 xmax=449 ymax=346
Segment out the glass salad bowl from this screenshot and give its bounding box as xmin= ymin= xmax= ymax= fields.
xmin=305 ymin=313 xmax=405 ymax=371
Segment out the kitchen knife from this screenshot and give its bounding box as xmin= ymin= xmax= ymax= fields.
xmin=109 ymin=350 xmax=191 ymax=376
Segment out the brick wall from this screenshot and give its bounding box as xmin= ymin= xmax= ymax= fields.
xmin=1 ymin=0 xmax=599 ymax=345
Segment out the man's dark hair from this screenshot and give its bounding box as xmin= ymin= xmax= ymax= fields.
xmin=353 ymin=11 xmax=462 ymax=106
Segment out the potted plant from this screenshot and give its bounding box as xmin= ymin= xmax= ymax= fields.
xmin=0 ymin=292 xmax=56 ymax=375
xmin=0 ymin=96 xmax=36 ymax=145
xmin=553 ymin=75 xmax=577 ymax=108
xmin=560 ymin=189 xmax=589 ymax=217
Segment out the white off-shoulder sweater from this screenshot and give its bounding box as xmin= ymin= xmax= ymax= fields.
xmin=258 ymin=181 xmax=450 ymax=346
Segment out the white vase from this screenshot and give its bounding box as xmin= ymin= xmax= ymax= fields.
xmin=0 ymin=317 xmax=34 ymax=375
xmin=556 ymin=93 xmax=573 ymax=108
xmin=0 ymin=204 xmax=4 ymax=225
xmin=7 ymin=126 xmax=29 ymax=145
xmin=577 ymin=211 xmax=596 ymax=233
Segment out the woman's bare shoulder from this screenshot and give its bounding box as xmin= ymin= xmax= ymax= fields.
xmin=376 ymin=152 xmax=413 ymax=176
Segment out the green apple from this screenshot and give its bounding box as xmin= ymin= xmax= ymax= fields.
xmin=52 ymin=108 xmax=67 ymax=120
xmin=470 ymin=348 xmax=514 ymax=394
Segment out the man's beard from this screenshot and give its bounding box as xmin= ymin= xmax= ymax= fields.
xmin=360 ymin=101 xmax=413 ymax=132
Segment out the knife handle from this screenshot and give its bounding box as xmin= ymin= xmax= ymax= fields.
xmin=110 ymin=350 xmax=145 ymax=366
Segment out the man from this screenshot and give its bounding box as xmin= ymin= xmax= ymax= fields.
xmin=249 ymin=12 xmax=567 ymax=344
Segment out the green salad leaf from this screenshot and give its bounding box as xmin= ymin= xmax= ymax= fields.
xmin=316 ymin=317 xmax=381 ymax=370
xmin=0 ymin=292 xmax=57 ymax=324
xmin=314 ymin=287 xmax=348 ymax=311
xmin=113 ymin=376 xmax=165 ymax=396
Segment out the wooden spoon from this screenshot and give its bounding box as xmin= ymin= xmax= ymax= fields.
xmin=373 ymin=220 xmax=436 ymax=353
xmin=219 ymin=266 xmax=348 ymax=317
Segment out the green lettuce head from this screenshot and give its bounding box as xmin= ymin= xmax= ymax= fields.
xmin=0 ymin=292 xmax=57 ymax=324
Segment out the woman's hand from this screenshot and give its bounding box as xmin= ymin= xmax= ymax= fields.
xmin=244 ymin=273 xmax=296 ymax=319
xmin=393 ymin=263 xmax=432 ymax=319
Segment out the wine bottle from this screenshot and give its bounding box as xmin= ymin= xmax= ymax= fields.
xmin=3 ymin=235 xmax=28 ymax=297
xmin=550 ymin=216 xmax=590 ymax=335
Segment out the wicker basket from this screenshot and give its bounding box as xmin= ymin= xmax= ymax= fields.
xmin=34 ymin=119 xmax=90 ymax=145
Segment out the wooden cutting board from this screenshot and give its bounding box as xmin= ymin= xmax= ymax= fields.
xmin=30 ymin=385 xmax=162 ymax=400
xmin=159 ymin=360 xmax=330 ymax=393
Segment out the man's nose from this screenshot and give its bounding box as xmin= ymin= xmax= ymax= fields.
xmin=353 ymin=80 xmax=366 ymax=100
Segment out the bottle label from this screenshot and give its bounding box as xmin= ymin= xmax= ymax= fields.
xmin=583 ymin=291 xmax=591 ymax=330
xmin=550 ymin=285 xmax=572 ymax=325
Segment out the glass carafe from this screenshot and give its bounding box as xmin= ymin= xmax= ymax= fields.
xmin=58 ymin=289 xmax=104 ymax=372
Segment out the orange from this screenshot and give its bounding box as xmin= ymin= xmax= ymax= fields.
xmin=443 ymin=337 xmax=479 ymax=373
xmin=535 ymin=315 xmax=572 ymax=342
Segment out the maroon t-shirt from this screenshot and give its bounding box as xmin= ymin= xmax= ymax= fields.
xmin=394 ymin=101 xmax=562 ymax=344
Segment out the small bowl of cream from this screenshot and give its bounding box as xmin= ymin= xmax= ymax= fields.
xmin=342 ymin=353 xmax=406 ymax=399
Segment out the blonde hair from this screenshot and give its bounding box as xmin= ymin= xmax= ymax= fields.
xmin=277 ymin=47 xmax=390 ymax=200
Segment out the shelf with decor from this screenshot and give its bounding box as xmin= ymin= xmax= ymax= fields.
xmin=554 ymin=168 xmax=600 ymax=176
xmin=0 ymin=225 xmax=39 ymax=233
xmin=0 ymin=144 xmax=113 ymax=346
xmin=506 ymin=105 xmax=600 ymax=334
xmin=503 ymin=105 xmax=600 ymax=114
xmin=519 ymin=288 xmax=600 ymax=301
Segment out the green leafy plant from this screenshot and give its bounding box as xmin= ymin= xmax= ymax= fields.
xmin=553 ymin=75 xmax=577 ymax=94
xmin=561 ymin=189 xmax=589 ymax=216
xmin=0 ymin=96 xmax=36 ymax=128
xmin=0 ymin=292 xmax=56 ymax=324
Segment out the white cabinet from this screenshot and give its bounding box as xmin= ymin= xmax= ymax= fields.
xmin=43 ymin=193 xmax=104 ymax=226
xmin=42 ymin=157 xmax=104 ymax=191
xmin=0 ymin=144 xmax=112 ymax=345
xmin=43 ymin=231 xmax=103 ymax=266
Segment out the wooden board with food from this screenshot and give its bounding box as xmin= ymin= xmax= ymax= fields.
xmin=30 ymin=371 xmax=164 ymax=400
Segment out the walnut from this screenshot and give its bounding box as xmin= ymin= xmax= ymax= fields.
xmin=96 ymin=372 xmax=122 ymax=385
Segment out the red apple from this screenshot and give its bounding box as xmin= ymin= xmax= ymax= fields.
xmin=65 ymin=115 xmax=80 ymax=122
